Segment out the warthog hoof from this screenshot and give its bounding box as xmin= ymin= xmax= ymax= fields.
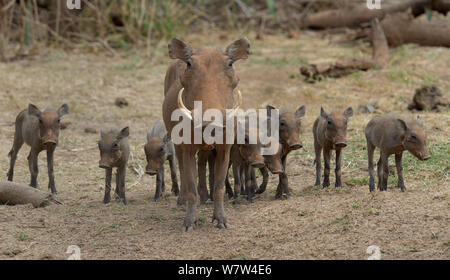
xmin=212 ymin=214 xmax=229 ymax=230
xmin=182 ymin=216 xmax=198 ymax=233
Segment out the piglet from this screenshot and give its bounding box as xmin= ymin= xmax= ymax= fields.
xmin=7 ymin=103 xmax=69 ymax=194
xmin=144 ymin=120 xmax=179 ymax=202
xmin=313 ymin=107 xmax=353 ymax=188
xmin=98 ymin=127 xmax=130 ymax=204
xmin=365 ymin=115 xmax=430 ymax=192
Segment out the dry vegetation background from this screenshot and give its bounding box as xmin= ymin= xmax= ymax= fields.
xmin=0 ymin=0 xmax=449 ymax=259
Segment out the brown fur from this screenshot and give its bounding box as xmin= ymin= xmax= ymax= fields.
xmin=313 ymin=107 xmax=353 ymax=188
xmin=365 ymin=115 xmax=430 ymax=192
xmin=162 ymin=38 xmax=250 ymax=231
xmin=7 ymin=104 xmax=69 ymax=194
xmin=144 ymin=120 xmax=179 ymax=202
xmin=266 ymin=105 xmax=306 ymax=199
xmin=98 ymin=127 xmax=130 ymax=204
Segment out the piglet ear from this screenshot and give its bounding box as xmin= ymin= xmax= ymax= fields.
xmin=295 ymin=105 xmax=306 ymax=119
xmin=416 ymin=115 xmax=423 ymax=126
xmin=226 ymin=38 xmax=250 ymax=63
xmin=117 ymin=127 xmax=129 ymax=140
xmin=28 ymin=104 xmax=42 ymax=118
xmin=57 ymin=103 xmax=69 ymax=117
xmin=320 ymin=107 xmax=328 ymax=119
xmin=344 ymin=106 xmax=354 ymax=118
xmin=168 ymin=38 xmax=192 ymax=63
xmin=99 ymin=130 xmax=105 ymax=139
xmin=397 ymin=119 xmax=409 ymax=132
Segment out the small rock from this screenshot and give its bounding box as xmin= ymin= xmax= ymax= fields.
xmin=408 ymin=85 xmax=449 ymax=112
xmin=115 ymin=97 xmax=129 ymax=108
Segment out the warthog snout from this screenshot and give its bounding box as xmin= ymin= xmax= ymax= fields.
xmin=145 ymin=169 xmax=158 ymax=176
xmin=99 ymin=161 xmax=111 ymax=169
xmin=250 ymin=161 xmax=265 ymax=169
xmin=419 ymin=152 xmax=431 ymax=161
xmin=270 ymin=168 xmax=283 ymax=175
xmin=289 ymin=143 xmax=303 ymax=150
xmin=335 ymin=142 xmax=347 ymax=148
xmin=43 ymin=140 xmax=57 ymax=147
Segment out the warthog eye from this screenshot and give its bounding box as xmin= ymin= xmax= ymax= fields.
xmin=38 ymin=118 xmax=43 ymax=124
xmin=327 ymin=120 xmax=332 ymax=125
xmin=186 ymin=60 xmax=192 ymax=68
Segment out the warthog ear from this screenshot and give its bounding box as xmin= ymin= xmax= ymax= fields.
xmin=28 ymin=104 xmax=42 ymax=118
xmin=295 ymin=105 xmax=306 ymax=119
xmin=117 ymin=127 xmax=129 ymax=140
xmin=320 ymin=107 xmax=328 ymax=119
xmin=397 ymin=118 xmax=409 ymax=132
xmin=100 ymin=130 xmax=105 ymax=139
xmin=344 ymin=106 xmax=353 ymax=118
xmin=57 ymin=103 xmax=69 ymax=117
xmin=168 ymin=38 xmax=192 ymax=63
xmin=163 ymin=133 xmax=171 ymax=144
xmin=226 ymin=38 xmax=250 ymax=63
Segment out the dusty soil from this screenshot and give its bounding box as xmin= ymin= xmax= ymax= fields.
xmin=0 ymin=30 xmax=449 ymax=260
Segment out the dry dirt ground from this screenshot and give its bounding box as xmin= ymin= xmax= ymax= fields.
xmin=0 ymin=30 xmax=449 ymax=260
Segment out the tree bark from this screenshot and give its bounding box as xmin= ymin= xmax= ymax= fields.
xmin=301 ymin=0 xmax=433 ymax=29
xmin=381 ymin=12 xmax=450 ymax=47
xmin=300 ymin=18 xmax=389 ymax=81
xmin=0 ymin=181 xmax=62 ymax=207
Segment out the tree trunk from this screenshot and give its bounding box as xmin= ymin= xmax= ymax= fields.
xmin=300 ymin=18 xmax=389 ymax=81
xmin=381 ymin=12 xmax=450 ymax=47
xmin=0 ymin=181 xmax=62 ymax=207
xmin=301 ymin=0 xmax=431 ymax=29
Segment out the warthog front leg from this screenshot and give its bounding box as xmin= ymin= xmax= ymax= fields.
xmin=314 ymin=142 xmax=322 ymax=187
xmin=47 ymin=148 xmax=57 ymax=194
xmin=154 ymin=164 xmax=164 ymax=202
xmin=322 ymin=148 xmax=331 ymax=188
xmin=169 ymin=155 xmax=179 ymax=196
xmin=395 ymin=152 xmax=406 ymax=192
xmin=381 ymin=152 xmax=389 ymax=191
xmin=103 ymin=168 xmax=112 ymax=204
xmin=197 ymin=151 xmax=209 ymax=204
xmin=28 ymin=150 xmax=39 ymax=188
xmin=255 ymin=166 xmax=268 ymax=194
xmin=181 ymin=147 xmax=199 ymax=232
xmin=212 ymin=145 xmax=231 ymax=229
xmin=117 ymin=165 xmax=127 ymax=205
xmin=335 ymin=148 xmax=343 ymax=187
xmin=7 ymin=130 xmax=24 ymax=182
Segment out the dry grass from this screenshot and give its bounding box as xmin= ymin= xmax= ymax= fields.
xmin=0 ymin=30 xmax=449 ymax=259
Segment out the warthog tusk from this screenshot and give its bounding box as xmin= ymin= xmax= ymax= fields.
xmin=228 ymin=89 xmax=242 ymax=118
xmin=177 ymin=88 xmax=242 ymax=121
xmin=177 ymin=88 xmax=193 ymax=120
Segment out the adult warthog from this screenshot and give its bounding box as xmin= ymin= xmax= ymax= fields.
xmin=162 ymin=37 xmax=250 ymax=231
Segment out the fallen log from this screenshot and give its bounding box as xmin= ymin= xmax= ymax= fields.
xmin=300 ymin=18 xmax=389 ymax=81
xmin=301 ymin=0 xmax=429 ymax=29
xmin=0 ymin=181 xmax=62 ymax=207
xmin=371 ymin=18 xmax=389 ymax=67
xmin=381 ymin=12 xmax=450 ymax=47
